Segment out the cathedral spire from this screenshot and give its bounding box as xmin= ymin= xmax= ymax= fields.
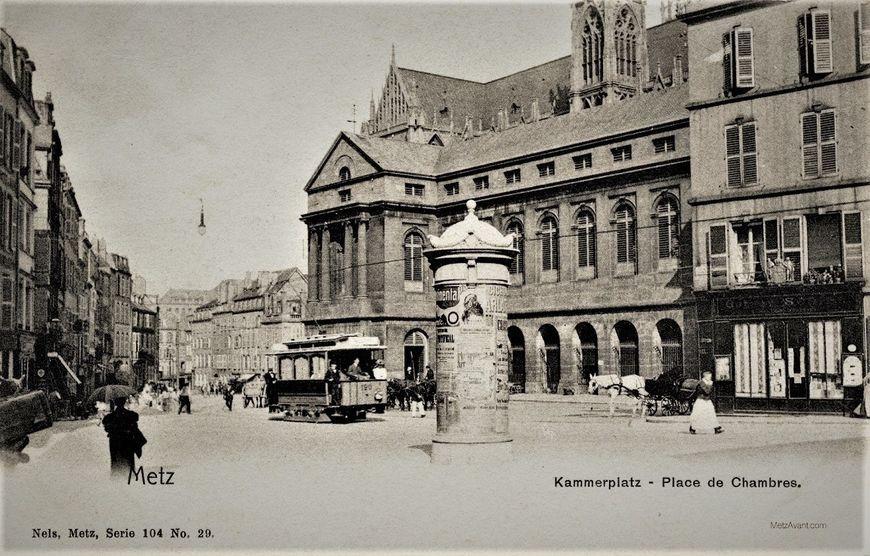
xmin=390 ymin=43 xmax=396 ymax=67
xmin=369 ymin=89 xmax=376 ymax=120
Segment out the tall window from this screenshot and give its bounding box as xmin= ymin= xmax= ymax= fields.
xmin=576 ymin=209 xmax=596 ymax=271
xmin=506 ymin=221 xmax=525 ymax=277
xmin=614 ymin=7 xmax=640 ymax=77
xmin=473 ymin=176 xmax=490 ymax=190
xmin=581 ymin=9 xmax=604 ymax=85
xmin=799 ymin=9 xmax=833 ymax=76
xmin=403 ymin=232 xmax=424 ymax=283
xmin=338 ymin=166 xmax=351 ymax=181
xmin=801 ymin=109 xmax=837 ymax=178
xmin=725 ymin=121 xmax=757 ymax=186
xmin=656 ymin=197 xmax=680 ymax=259
xmin=540 ymin=215 xmax=559 ymax=272
xmin=614 ymin=203 xmax=636 ymax=268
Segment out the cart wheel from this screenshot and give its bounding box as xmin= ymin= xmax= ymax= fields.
xmin=645 ymin=399 xmax=658 ymax=416
xmin=677 ymin=400 xmax=691 ymax=415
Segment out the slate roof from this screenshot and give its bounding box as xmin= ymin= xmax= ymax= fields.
xmin=345 ymin=132 xmax=443 ymax=175
xmin=434 ymin=84 xmax=689 ymax=174
xmin=646 ymin=19 xmax=689 ymax=84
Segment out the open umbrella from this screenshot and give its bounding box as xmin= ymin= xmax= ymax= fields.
xmin=88 ymin=384 xmax=137 ymax=404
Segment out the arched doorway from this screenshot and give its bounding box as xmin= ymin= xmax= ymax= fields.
xmin=537 ymin=325 xmax=561 ymax=393
xmin=655 ymin=319 xmax=683 ymax=375
xmin=507 ymin=326 xmax=526 ymax=392
xmin=573 ymin=323 xmax=598 ymax=386
xmin=404 ymin=330 xmax=428 ymax=381
xmin=612 ymin=321 xmax=639 ymax=376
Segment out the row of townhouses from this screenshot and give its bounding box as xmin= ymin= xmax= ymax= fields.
xmin=301 ymin=0 xmax=869 ymax=413
xmin=159 ymin=268 xmax=307 ymax=388
xmin=0 ymin=29 xmax=154 ymax=413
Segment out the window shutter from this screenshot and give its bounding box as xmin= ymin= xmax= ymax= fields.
xmin=842 ymin=212 xmax=864 ymax=279
xmin=802 ymin=112 xmax=819 ymax=177
xmin=578 ymin=223 xmax=589 ymax=267
xmin=709 ymin=225 xmax=728 ymax=288
xmin=517 ymin=235 xmax=525 ymax=275
xmin=731 ymin=27 xmax=755 ymax=88
xmin=725 ymin=125 xmax=742 ymax=186
xmin=542 ymin=229 xmax=552 ymax=271
xmin=781 ymin=217 xmax=803 ymax=281
xmin=798 ymin=13 xmax=810 ymax=76
xmin=403 ymin=244 xmax=413 ymax=280
xmin=616 ymin=220 xmax=627 ymax=264
xmin=860 ymin=2 xmax=870 ymax=64
xmin=819 ymin=110 xmax=837 ymax=175
xmin=552 ymin=227 xmax=560 ymax=270
xmin=811 ymin=10 xmax=833 ymax=74
xmin=12 ymin=121 xmax=20 ymax=172
xmin=764 ymin=218 xmax=779 ymax=262
xmin=741 ymin=123 xmax=757 ymax=184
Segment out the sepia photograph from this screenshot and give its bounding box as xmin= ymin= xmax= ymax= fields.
xmin=0 ymin=0 xmax=867 ymax=554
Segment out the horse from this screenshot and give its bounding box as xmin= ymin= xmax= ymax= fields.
xmin=587 ymin=373 xmax=649 ymax=417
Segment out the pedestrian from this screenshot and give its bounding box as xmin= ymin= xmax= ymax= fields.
xmin=264 ymin=369 xmax=277 ymax=411
xmin=852 ymin=372 xmax=870 ymax=418
xmin=372 ymin=359 xmax=387 ymax=380
xmin=178 ymin=383 xmax=192 ymax=414
xmin=425 ymin=364 xmax=434 ymax=381
xmin=102 ymin=396 xmax=146 ymax=479
xmin=689 ymin=370 xmax=722 ymax=434
xmin=224 ymin=386 xmax=234 ymax=411
xmin=409 ymin=384 xmax=426 ymax=418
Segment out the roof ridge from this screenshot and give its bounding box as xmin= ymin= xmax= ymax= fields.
xmin=396 ymin=66 xmax=484 ymax=85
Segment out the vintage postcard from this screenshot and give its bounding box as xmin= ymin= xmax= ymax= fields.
xmin=0 ymin=0 xmax=867 ymax=554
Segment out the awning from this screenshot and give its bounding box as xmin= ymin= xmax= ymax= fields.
xmin=48 ymin=352 xmax=82 ymax=385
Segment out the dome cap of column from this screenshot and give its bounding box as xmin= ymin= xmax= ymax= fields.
xmin=428 ymin=200 xmax=514 ymax=250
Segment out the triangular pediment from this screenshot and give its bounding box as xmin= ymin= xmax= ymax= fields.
xmin=304 ymin=132 xmax=382 ymax=192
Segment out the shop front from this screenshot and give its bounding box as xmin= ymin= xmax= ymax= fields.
xmin=697 ymin=284 xmax=866 ymax=414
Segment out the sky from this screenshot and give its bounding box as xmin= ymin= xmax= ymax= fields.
xmin=2 ymin=1 xmax=663 ymax=296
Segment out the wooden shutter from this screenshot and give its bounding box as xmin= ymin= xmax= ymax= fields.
xmin=819 ymin=110 xmax=837 ymax=175
xmin=802 ymin=112 xmax=819 ymax=177
xmin=810 ymin=10 xmax=833 ymax=74
xmin=860 ymin=2 xmax=870 ymax=65
xmin=577 ymin=212 xmax=595 ymax=268
xmin=843 ymin=212 xmax=864 ymax=279
xmin=741 ymin=123 xmax=757 ymax=184
xmin=12 ymin=121 xmax=20 ymax=172
xmin=552 ymin=225 xmax=560 ymax=270
xmin=709 ymin=225 xmax=728 ymax=288
xmin=542 ymin=226 xmax=552 ymax=271
xmin=782 ymin=216 xmax=803 ymax=281
xmin=764 ymin=218 xmax=779 ymax=262
xmin=731 ymin=27 xmax=755 ymax=89
xmin=725 ymin=125 xmax=742 ymax=186
xmin=515 ymin=233 xmax=524 ymax=276
xmin=657 ymin=199 xmax=678 ymax=259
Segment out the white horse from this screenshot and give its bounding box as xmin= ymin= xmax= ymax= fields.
xmin=588 ymin=373 xmax=648 ymax=416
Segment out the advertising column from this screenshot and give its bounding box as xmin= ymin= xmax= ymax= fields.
xmin=425 ymin=200 xmax=517 ymax=463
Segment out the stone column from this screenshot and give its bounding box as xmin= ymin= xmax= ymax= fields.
xmin=307 ymin=227 xmax=318 ymax=302
xmin=357 ymin=217 xmax=368 ymax=297
xmin=320 ymin=226 xmax=331 ymax=301
xmin=424 ymin=200 xmax=516 ymax=464
xmin=344 ymin=221 xmax=354 ymax=298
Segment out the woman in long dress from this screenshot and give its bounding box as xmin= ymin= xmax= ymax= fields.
xmin=690 ymin=370 xmax=722 ymax=434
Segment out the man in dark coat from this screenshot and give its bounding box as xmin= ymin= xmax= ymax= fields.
xmin=102 ymin=397 xmax=142 ymax=478
xmin=263 ymin=370 xmax=277 ymax=411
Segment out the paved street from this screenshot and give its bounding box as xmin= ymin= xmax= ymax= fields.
xmin=2 ymin=394 xmax=868 ymax=552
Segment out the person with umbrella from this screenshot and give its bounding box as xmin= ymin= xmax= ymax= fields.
xmin=101 ymin=396 xmax=145 ymax=478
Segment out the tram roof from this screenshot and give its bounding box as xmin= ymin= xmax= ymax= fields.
xmin=269 ymin=333 xmax=386 ymax=355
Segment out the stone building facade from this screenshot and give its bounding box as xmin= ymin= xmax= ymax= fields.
xmin=683 ymin=0 xmax=869 ymax=412
xmin=303 ymin=0 xmax=695 ymax=391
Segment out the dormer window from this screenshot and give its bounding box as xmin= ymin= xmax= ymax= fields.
xmin=473 ymin=176 xmax=490 ymax=190
xmin=338 ymin=166 xmax=351 ymax=182
xmin=652 ymin=136 xmax=676 ymax=154
xmin=611 ymin=145 xmax=632 ymax=162
xmin=444 ymin=182 xmax=459 ymax=196
xmin=339 ymin=189 xmax=352 ymax=203
xmin=504 ymin=169 xmax=521 ymax=184
xmin=537 ymin=162 xmax=555 ymax=177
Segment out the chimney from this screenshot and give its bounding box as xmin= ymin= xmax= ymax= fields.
xmin=531 ymin=98 xmax=540 ymax=122
xmin=497 ymin=110 xmax=506 ymax=131
xmin=674 ymin=56 xmax=684 ymax=83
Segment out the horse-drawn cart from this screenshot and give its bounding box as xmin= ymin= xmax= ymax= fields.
xmin=643 ymin=369 xmax=698 ymax=416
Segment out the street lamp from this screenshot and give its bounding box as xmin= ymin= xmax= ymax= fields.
xmin=198 ymin=198 xmax=206 ymax=236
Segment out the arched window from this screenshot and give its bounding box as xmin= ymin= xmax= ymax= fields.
xmin=656 ymin=196 xmax=680 ymax=260
xmin=612 ymin=321 xmax=639 ymax=376
xmin=506 ymin=221 xmax=525 ymax=276
xmin=576 ymin=209 xmax=596 ymax=270
xmin=581 ymin=9 xmax=604 ymax=85
xmin=614 ymin=202 xmax=636 ymax=267
xmin=338 ymin=166 xmax=351 ymax=182
xmin=507 ymin=326 xmax=526 ymax=391
xmin=614 ymin=7 xmax=640 ymax=78
xmin=537 ymin=324 xmax=561 ymax=393
xmin=540 ymin=215 xmax=559 ymax=272
xmin=403 ymin=232 xmax=424 ymax=283
xmin=404 ymin=330 xmax=428 ymax=380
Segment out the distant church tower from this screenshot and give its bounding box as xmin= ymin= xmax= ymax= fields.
xmin=569 ymin=0 xmax=648 ymax=112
